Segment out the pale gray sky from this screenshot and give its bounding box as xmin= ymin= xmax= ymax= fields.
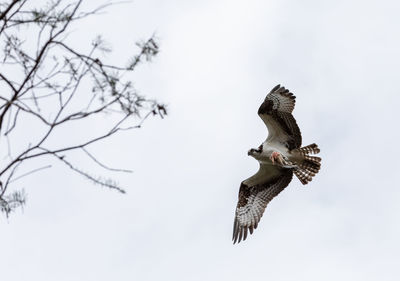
xmin=2 ymin=0 xmax=400 ymax=280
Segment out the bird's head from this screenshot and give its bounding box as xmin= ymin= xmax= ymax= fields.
xmin=248 ymin=145 xmax=263 ymax=158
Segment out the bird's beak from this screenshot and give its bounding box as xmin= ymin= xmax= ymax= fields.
xmin=247 ymin=150 xmax=252 ymax=156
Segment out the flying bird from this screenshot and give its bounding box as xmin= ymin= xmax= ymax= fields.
xmin=232 ymin=85 xmax=321 ymax=244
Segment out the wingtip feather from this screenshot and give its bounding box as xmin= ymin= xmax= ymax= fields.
xmin=271 ymin=84 xmax=280 ymax=92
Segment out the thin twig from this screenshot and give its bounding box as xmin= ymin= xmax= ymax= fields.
xmin=82 ymin=148 xmax=133 ymax=173
xmin=54 ymin=153 xmax=126 ymax=194
xmin=9 ymin=165 xmax=52 ymax=183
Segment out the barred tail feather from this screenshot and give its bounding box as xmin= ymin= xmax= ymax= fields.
xmin=293 ymin=169 xmax=312 ymax=185
xmin=292 ymin=143 xmax=321 ymax=185
xmin=293 ymin=143 xmax=320 ymax=155
xmin=304 ymin=155 xmax=321 ymax=163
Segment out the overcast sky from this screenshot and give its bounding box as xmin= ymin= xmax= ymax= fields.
xmin=2 ymin=0 xmax=400 ymax=280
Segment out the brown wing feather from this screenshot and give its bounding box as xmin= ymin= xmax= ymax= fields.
xmin=262 ymin=84 xmax=296 ymax=113
xmin=232 ymin=169 xmax=293 ymax=244
xmin=272 ymin=111 xmax=302 ymax=150
xmin=258 ymin=85 xmax=302 ymax=150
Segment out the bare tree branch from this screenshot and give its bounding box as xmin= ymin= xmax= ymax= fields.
xmin=0 ymin=0 xmax=166 ymax=216
xmin=9 ymin=165 xmax=52 ymax=183
xmin=82 ymin=148 xmax=133 ymax=173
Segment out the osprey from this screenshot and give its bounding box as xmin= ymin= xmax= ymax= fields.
xmin=232 ymin=85 xmax=321 ymax=244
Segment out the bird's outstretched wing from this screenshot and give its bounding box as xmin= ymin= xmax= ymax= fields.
xmin=233 ymin=165 xmax=293 ymax=244
xmin=258 ymin=85 xmax=302 ymax=150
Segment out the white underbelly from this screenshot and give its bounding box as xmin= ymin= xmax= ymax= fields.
xmin=258 ymin=142 xmax=289 ymax=164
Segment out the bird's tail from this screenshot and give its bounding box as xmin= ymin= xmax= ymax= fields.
xmin=291 ymin=143 xmax=321 ymax=185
